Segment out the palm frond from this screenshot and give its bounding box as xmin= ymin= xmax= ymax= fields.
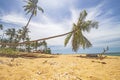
xmin=64 ymin=33 xmax=72 ymax=46
xmin=72 ymin=31 xmax=79 ymax=52
xmin=33 ymin=0 xmax=38 ymax=4
xmin=23 ymin=0 xmax=44 ymax=18
xmin=81 ymin=20 xmax=98 ymax=32
xmin=82 ymin=36 xmax=92 ymax=49
xmin=79 ymin=10 xmax=87 ymax=21
xmin=38 ymin=6 xmax=44 ymax=13
xmin=33 ymin=9 xmax=37 ymax=16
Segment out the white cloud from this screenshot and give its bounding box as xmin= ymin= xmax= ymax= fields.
xmin=84 ymin=3 xmax=120 ymax=48
xmin=39 ymin=0 xmax=78 ymax=10
xmin=0 ymin=12 xmax=70 ymax=46
xmin=0 ymin=13 xmax=27 ymax=25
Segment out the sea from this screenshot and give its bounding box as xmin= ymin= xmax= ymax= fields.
xmin=104 ymin=52 xmax=120 ymax=56
xmin=85 ymin=52 xmax=120 ymax=56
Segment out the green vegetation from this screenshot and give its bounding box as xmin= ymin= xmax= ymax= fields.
xmin=99 ymin=46 xmax=109 ymax=59
xmin=0 ymin=0 xmax=50 ymax=56
xmin=0 ymin=48 xmax=19 ymax=57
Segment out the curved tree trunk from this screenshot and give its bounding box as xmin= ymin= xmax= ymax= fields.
xmin=0 ymin=29 xmax=77 ymax=45
xmin=20 ymin=30 xmax=75 ymax=43
xmin=25 ymin=13 xmax=34 ymax=29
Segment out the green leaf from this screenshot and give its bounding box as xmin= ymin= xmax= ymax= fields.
xmin=38 ymin=6 xmax=44 ymax=13
xmin=64 ymin=33 xmax=72 ymax=46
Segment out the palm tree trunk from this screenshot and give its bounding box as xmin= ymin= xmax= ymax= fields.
xmin=25 ymin=13 xmax=34 ymax=29
xmin=29 ymin=30 xmax=74 ymax=42
xmin=0 ymin=29 xmax=77 ymax=45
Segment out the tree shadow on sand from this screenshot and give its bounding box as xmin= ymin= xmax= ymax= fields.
xmin=76 ymin=54 xmax=107 ymax=60
xmin=76 ymin=55 xmax=118 ymax=60
xmin=0 ymin=53 xmax=57 ymax=59
xmin=75 ymin=55 xmax=107 ymax=64
xmin=19 ymin=53 xmax=57 ymax=59
xmin=76 ymin=55 xmax=101 ymax=59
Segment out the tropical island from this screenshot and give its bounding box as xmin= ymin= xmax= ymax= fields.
xmin=0 ymin=0 xmax=120 ymax=80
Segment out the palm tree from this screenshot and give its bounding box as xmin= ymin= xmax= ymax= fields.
xmin=17 ymin=27 xmax=30 ymax=51
xmin=22 ymin=0 xmax=44 ymax=51
xmin=0 ymin=24 xmax=3 ymax=39
xmin=23 ymin=0 xmax=44 ymax=29
xmin=34 ymin=41 xmax=38 ymax=51
xmin=17 ymin=29 xmax=23 ymax=41
xmin=25 ymin=37 xmax=31 ymax=52
xmin=5 ymin=28 xmax=18 ymax=49
xmin=31 ymin=41 xmax=39 ymax=51
xmin=0 ymin=24 xmax=3 ymax=30
xmin=20 ymin=27 xmax=30 ymax=42
xmin=64 ymin=10 xmax=98 ymax=52
xmin=0 ymin=38 xmax=9 ymax=48
xmin=41 ymin=40 xmax=47 ymax=52
xmin=0 ymin=24 xmax=3 ymax=47
xmin=5 ymin=28 xmax=16 ymax=43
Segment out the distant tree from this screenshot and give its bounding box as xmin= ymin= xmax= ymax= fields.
xmin=5 ymin=28 xmax=16 ymax=43
xmin=34 ymin=41 xmax=38 ymax=51
xmin=30 ymin=41 xmax=39 ymax=52
xmin=99 ymin=46 xmax=109 ymax=59
xmin=64 ymin=10 xmax=98 ymax=52
xmin=25 ymin=37 xmax=31 ymax=52
xmin=20 ymin=27 xmax=30 ymax=42
xmin=0 ymin=24 xmax=3 ymax=42
xmin=17 ymin=29 xmax=23 ymax=41
xmin=0 ymin=24 xmax=5 ymax=48
xmin=0 ymin=24 xmax=3 ymax=30
xmin=42 ymin=40 xmax=47 ymax=52
xmin=46 ymin=48 xmax=51 ymax=54
xmin=5 ymin=28 xmax=20 ymax=49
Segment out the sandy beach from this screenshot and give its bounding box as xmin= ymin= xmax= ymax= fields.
xmin=0 ymin=54 xmax=120 ymax=80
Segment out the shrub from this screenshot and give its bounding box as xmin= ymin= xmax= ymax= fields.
xmin=0 ymin=48 xmax=19 ymax=57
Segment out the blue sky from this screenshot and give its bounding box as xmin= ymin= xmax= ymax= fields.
xmin=0 ymin=0 xmax=120 ymax=53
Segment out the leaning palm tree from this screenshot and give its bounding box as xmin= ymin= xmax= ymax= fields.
xmin=64 ymin=10 xmax=98 ymax=52
xmin=23 ymin=0 xmax=44 ymax=29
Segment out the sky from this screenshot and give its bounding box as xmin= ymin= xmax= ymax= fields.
xmin=0 ymin=0 xmax=120 ymax=54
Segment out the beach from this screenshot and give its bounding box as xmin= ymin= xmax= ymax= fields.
xmin=0 ymin=54 xmax=120 ymax=80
